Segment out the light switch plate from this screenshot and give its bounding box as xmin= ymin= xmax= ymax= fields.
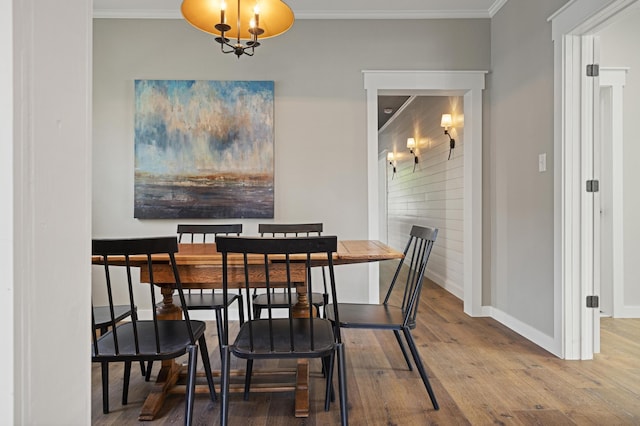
xmin=538 ymin=153 xmax=547 ymax=172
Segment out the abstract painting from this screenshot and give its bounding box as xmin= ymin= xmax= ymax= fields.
xmin=134 ymin=80 xmax=274 ymax=219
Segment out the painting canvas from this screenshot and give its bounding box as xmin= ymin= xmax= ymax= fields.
xmin=134 ymin=80 xmax=274 ymax=219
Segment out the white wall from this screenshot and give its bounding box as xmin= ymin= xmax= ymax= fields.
xmin=489 ymin=0 xmax=568 ymax=337
xmin=92 ymin=18 xmax=490 ymax=304
xmin=599 ymin=7 xmax=640 ymax=315
xmin=11 ymin=0 xmax=92 ymax=424
xmin=379 ymin=96 xmax=465 ymax=298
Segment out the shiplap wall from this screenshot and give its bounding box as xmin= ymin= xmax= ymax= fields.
xmin=378 ymin=96 xmax=464 ymax=298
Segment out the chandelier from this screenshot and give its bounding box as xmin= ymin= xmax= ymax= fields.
xmin=181 ymin=0 xmax=295 ymax=58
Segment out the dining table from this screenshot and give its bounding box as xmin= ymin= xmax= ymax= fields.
xmin=93 ymin=239 xmax=403 ymax=421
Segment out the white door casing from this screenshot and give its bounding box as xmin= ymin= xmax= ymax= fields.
xmin=550 ymin=0 xmax=637 ymax=360
xmin=363 ymin=70 xmax=486 ymax=315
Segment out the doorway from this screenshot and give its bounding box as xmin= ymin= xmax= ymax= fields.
xmin=551 ymin=0 xmax=639 ymax=360
xmin=363 ymin=70 xmax=486 ymax=315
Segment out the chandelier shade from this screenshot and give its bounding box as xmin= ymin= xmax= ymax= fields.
xmin=181 ymin=0 xmax=294 ymax=41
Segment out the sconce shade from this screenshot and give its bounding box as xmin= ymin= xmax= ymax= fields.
xmin=406 ymin=138 xmax=416 ymax=150
xmin=181 ymin=0 xmax=294 ymax=41
xmin=441 ymin=114 xmax=453 ymax=129
xmin=387 ymin=152 xmax=394 ymax=162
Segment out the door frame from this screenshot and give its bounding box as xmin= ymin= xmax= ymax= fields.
xmin=363 ymin=70 xmax=486 ymax=315
xmin=550 ymin=0 xmax=637 ymax=360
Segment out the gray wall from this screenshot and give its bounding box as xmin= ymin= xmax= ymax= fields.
xmin=93 ymin=18 xmax=490 ymax=303
xmin=488 ymin=0 xmax=568 ymax=336
xmin=599 ymin=8 xmax=640 ymax=311
xmin=379 ymin=96 xmax=465 ymax=297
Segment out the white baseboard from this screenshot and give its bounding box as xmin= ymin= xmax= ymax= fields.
xmin=488 ymin=307 xmax=560 ymax=357
xmin=425 ymin=271 xmax=463 ymax=300
xmin=615 ymin=305 xmax=640 ymax=318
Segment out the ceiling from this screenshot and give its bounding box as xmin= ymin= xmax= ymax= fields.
xmin=378 ymin=96 xmax=410 ymax=130
xmin=93 ymin=0 xmax=508 ymax=19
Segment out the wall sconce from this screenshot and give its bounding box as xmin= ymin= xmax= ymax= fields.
xmin=387 ymin=152 xmax=396 ymax=179
xmin=441 ymin=114 xmax=456 ymax=160
xmin=407 ymin=138 xmax=418 ymax=172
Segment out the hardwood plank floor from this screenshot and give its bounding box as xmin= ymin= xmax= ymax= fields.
xmin=92 ymin=261 xmax=640 ymax=425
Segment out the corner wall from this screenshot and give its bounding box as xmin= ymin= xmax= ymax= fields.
xmin=489 ymin=0 xmax=569 ymax=341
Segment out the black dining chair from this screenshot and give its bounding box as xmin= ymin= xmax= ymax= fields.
xmin=91 ymin=237 xmax=217 ymax=425
xmin=92 ymin=304 xmax=148 ymax=379
xmin=216 ymin=235 xmax=348 ymax=426
xmin=173 ymin=224 xmax=245 ymax=360
xmin=325 ymin=225 xmax=439 ymax=411
xmin=253 ymin=223 xmax=329 ymax=318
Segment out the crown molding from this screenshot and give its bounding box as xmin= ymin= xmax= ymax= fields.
xmin=93 ymin=9 xmax=181 ymax=19
xmin=488 ymin=0 xmax=509 ymax=17
xmin=293 ymin=10 xmax=491 ymax=19
xmin=93 ymin=8 xmax=494 ymax=20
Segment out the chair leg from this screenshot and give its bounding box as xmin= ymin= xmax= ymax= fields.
xmin=215 ymin=308 xmax=225 ymax=361
xmin=185 ymin=345 xmax=198 ymax=426
xmin=101 ymin=362 xmax=109 ymax=414
xmin=145 ymin=361 xmax=153 ymax=381
xmin=393 ymin=329 xmax=413 ymax=371
xmin=402 ymin=328 xmax=439 ymax=410
xmin=237 ymin=294 xmax=245 ymax=325
xmin=337 ymin=343 xmax=349 ymax=426
xmin=324 ymin=353 xmax=336 ymax=411
xmin=122 ymin=361 xmax=132 ymax=405
xmin=220 ymin=345 xmax=231 ymax=426
xmin=139 ymin=361 xmax=146 ymax=377
xmin=199 ymin=335 xmax=217 ymax=401
xmin=243 ymin=359 xmax=253 ymax=400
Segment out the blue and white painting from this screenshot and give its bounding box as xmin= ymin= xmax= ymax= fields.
xmin=134 ymin=80 xmax=274 ymax=219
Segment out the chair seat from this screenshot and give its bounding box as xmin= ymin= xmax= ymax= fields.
xmin=232 ymin=318 xmax=336 ymax=359
xmin=252 ymin=291 xmax=326 ymax=308
xmin=174 ymin=292 xmax=241 ymax=310
xmin=92 ymin=320 xmax=206 ymax=360
xmin=93 ymin=305 xmax=134 ymax=329
xmin=326 ymin=303 xmax=408 ymax=329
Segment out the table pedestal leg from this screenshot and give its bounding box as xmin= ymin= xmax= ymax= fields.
xmin=139 ymin=359 xmax=182 ymax=421
xmin=294 ymin=360 xmax=309 ymax=417
xmin=292 ymin=282 xmax=311 ymax=417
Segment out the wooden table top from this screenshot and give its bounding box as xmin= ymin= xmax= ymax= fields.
xmin=92 ymin=240 xmax=404 ymax=266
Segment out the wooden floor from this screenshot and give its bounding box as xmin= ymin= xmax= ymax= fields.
xmin=92 ymin=262 xmax=640 ymax=425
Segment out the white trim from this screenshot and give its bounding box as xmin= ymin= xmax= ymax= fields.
xmin=426 ymin=271 xmax=464 ymax=300
xmin=363 ymin=70 xmax=486 ymax=316
xmin=490 ymin=307 xmax=558 ymax=355
xmin=293 ymin=10 xmax=491 ymax=20
xmin=0 ymin=0 xmax=14 ymax=421
xmin=92 ymin=9 xmax=494 ymax=20
xmin=618 ymin=306 xmax=640 ymax=318
xmin=550 ymin=0 xmax=638 ymax=360
xmin=92 ymin=9 xmax=180 ymax=19
xmin=488 ymin=0 xmax=510 ymax=17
